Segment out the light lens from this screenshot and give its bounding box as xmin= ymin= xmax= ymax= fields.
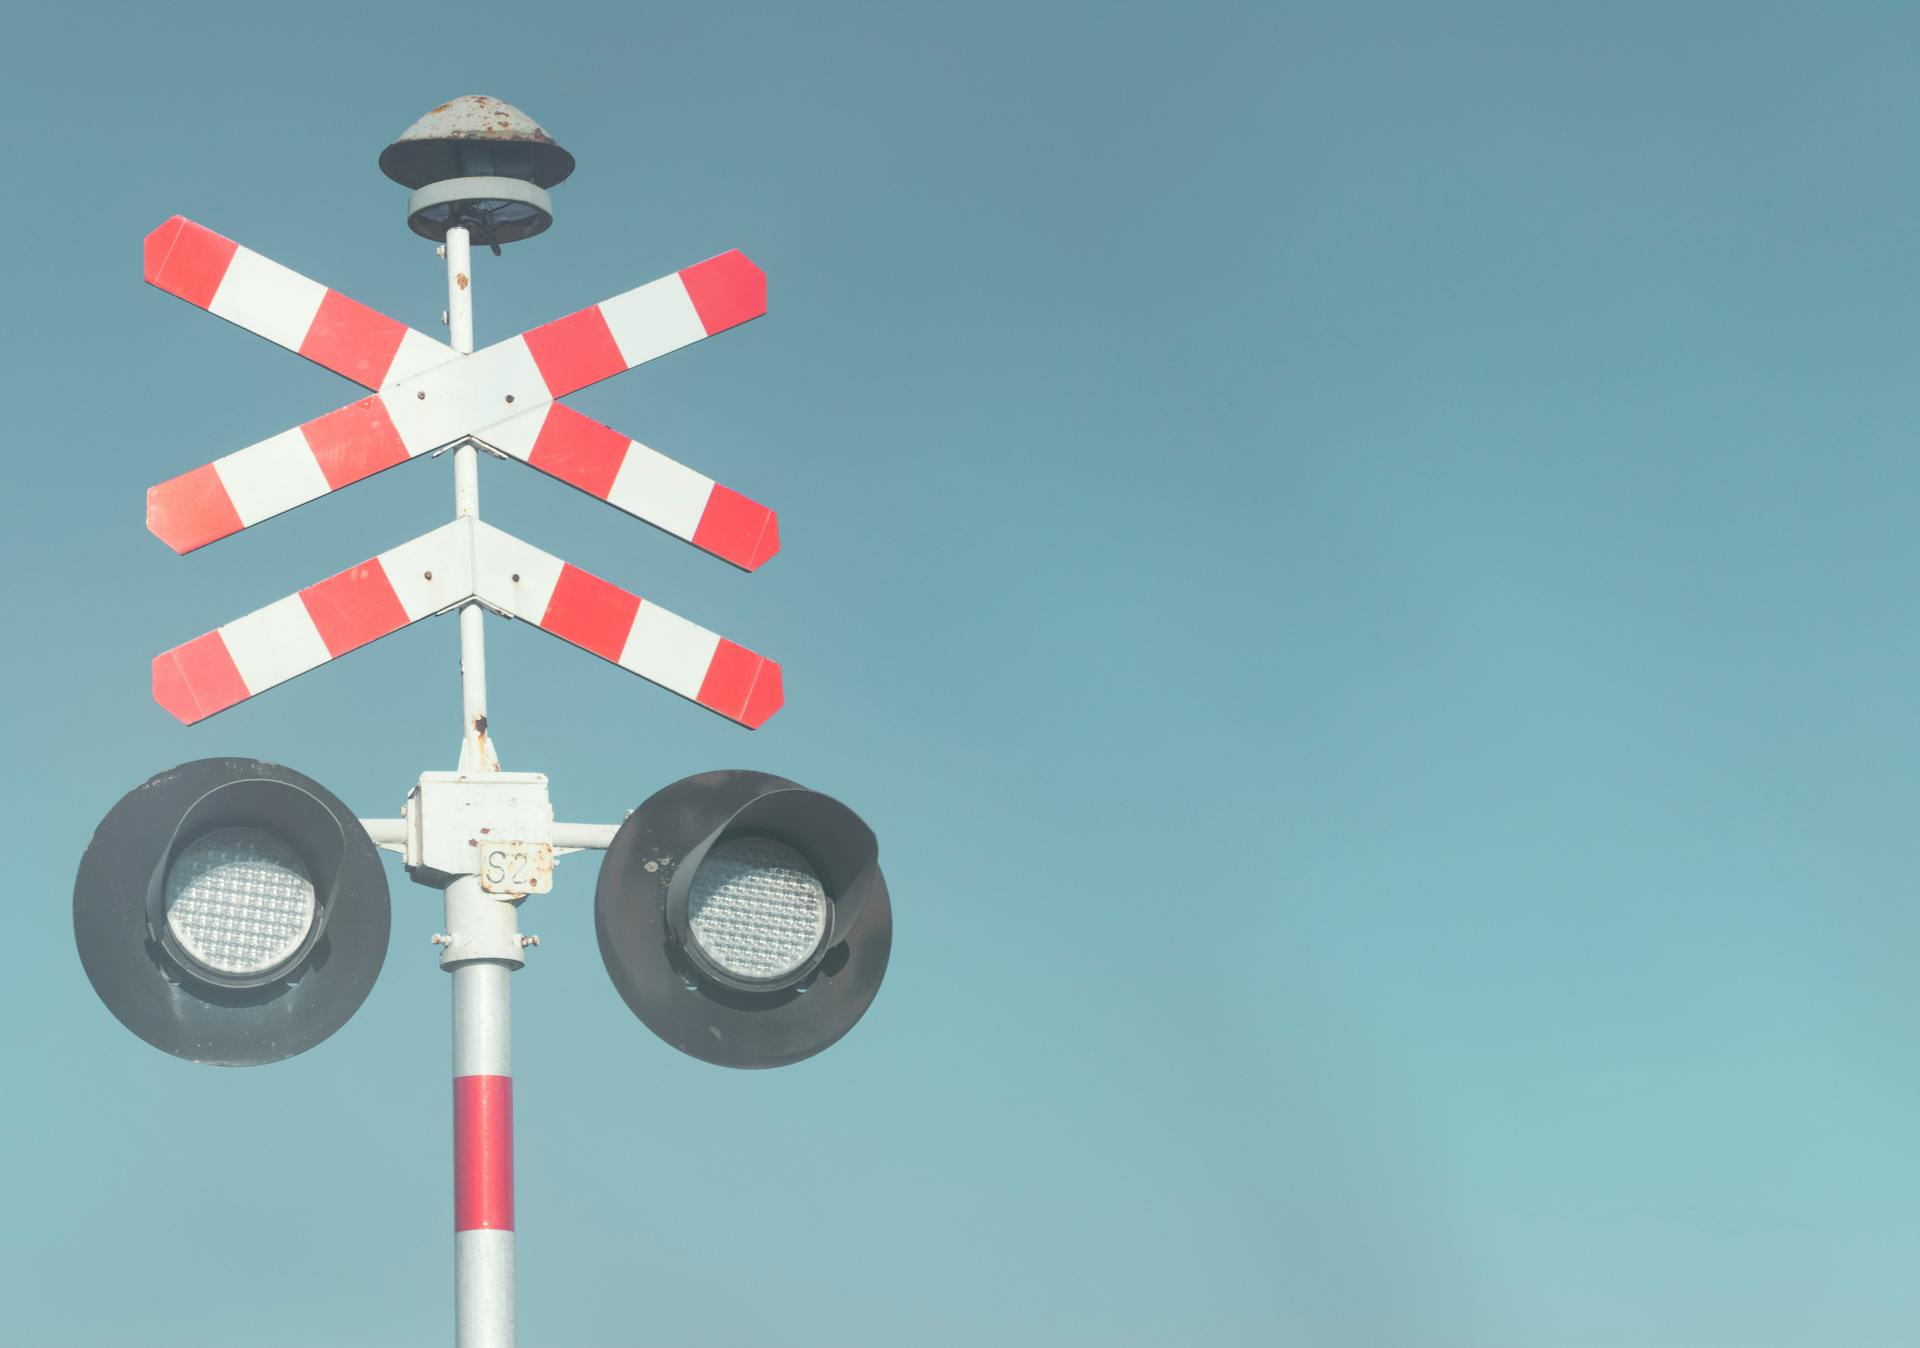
xmin=164 ymin=827 xmax=318 ymax=978
xmin=685 ymin=837 xmax=828 ymax=982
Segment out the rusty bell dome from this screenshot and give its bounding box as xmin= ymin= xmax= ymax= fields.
xmin=379 ymin=95 xmax=575 ymax=246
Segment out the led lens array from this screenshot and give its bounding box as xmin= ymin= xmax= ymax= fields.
xmin=686 ymin=837 xmax=827 ymax=981
xmin=165 ymin=827 xmax=317 ymax=977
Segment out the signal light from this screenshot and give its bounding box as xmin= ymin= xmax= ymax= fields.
xmin=73 ymin=758 xmax=390 ymax=1066
xmin=595 ymin=770 xmax=892 ymax=1069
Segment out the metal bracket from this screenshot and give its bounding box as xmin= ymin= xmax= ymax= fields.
xmin=402 ymin=771 xmax=555 ymax=895
xmin=361 ymin=814 xmax=619 ymax=864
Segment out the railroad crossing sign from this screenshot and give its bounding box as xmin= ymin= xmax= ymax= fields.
xmin=77 ymin=100 xmax=894 ymax=1348
xmin=143 ymin=216 xmax=782 ymax=727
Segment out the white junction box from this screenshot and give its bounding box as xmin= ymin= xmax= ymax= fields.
xmin=404 ymin=771 xmax=556 ymax=895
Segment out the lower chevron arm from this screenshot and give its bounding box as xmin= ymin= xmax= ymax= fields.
xmin=152 ymin=523 xmax=468 ymax=723
xmin=151 ymin=520 xmax=782 ymax=729
xmin=471 ymin=521 xmax=782 ymax=728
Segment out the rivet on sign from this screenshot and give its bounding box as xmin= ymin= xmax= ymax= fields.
xmin=511 ymin=573 xmax=520 ymax=582
xmin=424 ymin=571 xmax=433 ymax=581
xmin=417 ymin=391 xmax=426 ymax=400
xmin=505 ymin=394 xmax=515 ymax=403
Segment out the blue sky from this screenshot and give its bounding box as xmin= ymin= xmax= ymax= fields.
xmin=6 ymin=3 xmax=1920 ymax=1344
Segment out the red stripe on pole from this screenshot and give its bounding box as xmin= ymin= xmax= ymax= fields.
xmin=691 ymin=485 xmax=780 ymax=571
xmin=539 ymin=564 xmax=640 ymax=662
xmin=454 ymin=1075 xmax=514 ymax=1232
xmin=144 ymin=216 xmax=237 ymax=309
xmin=300 ymin=558 xmax=409 ymax=658
xmin=697 ymin=639 xmax=781 ymax=726
xmin=148 ymin=463 xmax=243 ymax=554
xmin=527 ymin=404 xmax=629 ymax=500
xmin=299 ymin=290 xmax=409 ymax=389
xmin=678 ymin=251 xmax=766 ymax=336
xmin=521 ymin=307 xmax=627 ymax=398
xmin=301 ymin=396 xmax=409 ymax=489
xmin=152 ymin=631 xmax=250 ymax=724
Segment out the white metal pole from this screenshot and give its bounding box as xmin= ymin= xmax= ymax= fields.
xmin=450 ymin=942 xmax=517 ymax=1348
xmin=440 ymin=223 xmax=520 ymax=1348
xmin=447 ymin=225 xmax=495 ymax=776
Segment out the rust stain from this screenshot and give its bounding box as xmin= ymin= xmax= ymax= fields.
xmin=456 ymin=272 xmax=470 ymax=291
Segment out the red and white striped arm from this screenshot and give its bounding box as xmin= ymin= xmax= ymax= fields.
xmin=502 ymin=248 xmax=765 ymax=398
xmin=152 ymin=523 xmax=468 ymax=724
xmin=149 ymin=516 xmax=779 ymax=726
xmin=479 ymin=404 xmax=780 ymax=571
xmin=145 ymin=216 xmax=458 ymax=390
xmin=146 ymin=249 xmax=767 ymax=556
xmin=147 ymin=391 xmax=431 ymax=554
xmin=472 ymin=522 xmax=782 ymax=728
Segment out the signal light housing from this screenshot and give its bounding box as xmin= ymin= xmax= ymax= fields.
xmin=74 ymin=759 xmax=390 ymax=1066
xmin=595 ymin=770 xmax=892 ymax=1069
